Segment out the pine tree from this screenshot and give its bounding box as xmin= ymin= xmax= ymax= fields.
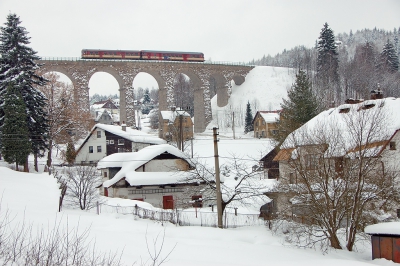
xmin=0 ymin=14 xmax=49 ymax=171
xmin=244 ymin=101 xmax=253 ymax=133
xmin=379 ymin=39 xmax=399 ymax=73
xmin=317 ymin=23 xmax=339 ymax=83
xmin=275 ymin=70 xmax=320 ymax=144
xmin=0 ymin=84 xmax=31 ymax=169
xmin=142 ymin=88 xmax=151 ymax=104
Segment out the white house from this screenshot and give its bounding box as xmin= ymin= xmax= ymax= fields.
xmin=74 ymin=124 xmax=166 ymax=164
xmin=97 ymin=144 xmax=205 ymax=209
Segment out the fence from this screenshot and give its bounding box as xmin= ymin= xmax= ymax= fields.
xmin=96 ymin=202 xmax=265 ymax=228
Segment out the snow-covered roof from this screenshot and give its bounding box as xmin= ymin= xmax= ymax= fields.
xmin=365 ymin=222 xmax=400 ymax=235
xmin=92 ymin=124 xmax=166 ymax=145
xmin=281 ymin=97 xmax=400 ymax=156
xmin=100 ymin=144 xmax=195 ymax=187
xmin=161 ymin=110 xmax=191 ymax=122
xmin=259 ymin=112 xmax=280 ymax=123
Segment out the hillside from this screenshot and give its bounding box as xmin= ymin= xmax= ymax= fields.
xmin=209 ymin=66 xmax=295 ymax=134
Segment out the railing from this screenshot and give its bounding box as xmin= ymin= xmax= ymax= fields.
xmin=96 ymin=202 xmax=264 ymax=228
xmin=38 ymin=57 xmax=255 ymax=67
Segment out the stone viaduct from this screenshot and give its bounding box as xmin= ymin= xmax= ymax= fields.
xmin=38 ymin=59 xmax=254 ymax=133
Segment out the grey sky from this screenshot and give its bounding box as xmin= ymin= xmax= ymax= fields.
xmin=1 ymin=0 xmax=399 ymax=95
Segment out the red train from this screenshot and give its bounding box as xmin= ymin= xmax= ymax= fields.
xmin=81 ymin=49 xmax=204 ymax=62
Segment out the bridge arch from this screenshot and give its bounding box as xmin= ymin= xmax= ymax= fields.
xmin=38 ymin=59 xmax=253 ymax=133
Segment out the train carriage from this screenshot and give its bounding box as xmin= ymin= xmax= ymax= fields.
xmin=82 ymin=49 xmax=141 ymax=60
xmin=81 ymin=49 xmax=204 ymax=62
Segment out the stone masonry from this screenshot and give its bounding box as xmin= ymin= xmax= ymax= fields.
xmin=38 ymin=59 xmax=254 ymax=133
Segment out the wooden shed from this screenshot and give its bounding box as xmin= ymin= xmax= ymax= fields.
xmin=365 ymin=222 xmax=400 ymax=263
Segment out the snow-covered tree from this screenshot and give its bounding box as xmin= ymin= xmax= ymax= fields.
xmin=244 ymin=101 xmax=253 ymax=133
xmin=379 ymin=39 xmax=399 ymax=73
xmin=316 ymin=23 xmax=339 ymax=90
xmin=0 ymin=13 xmax=49 ymax=171
xmin=275 ymin=70 xmax=319 ymax=144
xmin=0 ymin=83 xmax=31 ymax=169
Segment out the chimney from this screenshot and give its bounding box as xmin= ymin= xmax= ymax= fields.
xmin=371 ymin=84 xmax=384 ymax=100
xmin=121 ymin=121 xmax=126 ymax=131
xmin=170 ymin=106 xmax=176 ymax=112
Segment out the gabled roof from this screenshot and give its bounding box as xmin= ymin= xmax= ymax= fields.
xmin=279 ymin=97 xmax=400 ymax=158
xmin=160 ymin=110 xmax=191 ymax=122
xmin=99 ymin=144 xmax=195 ymax=188
xmin=76 ymin=124 xmax=166 ymax=154
xmin=253 ymin=111 xmax=280 ymax=124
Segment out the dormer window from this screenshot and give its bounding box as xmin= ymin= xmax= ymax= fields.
xmin=390 ymin=141 xmax=396 ymax=150
xmin=360 ymin=103 xmax=375 ymax=110
xmin=339 ymin=108 xmax=350 ymax=113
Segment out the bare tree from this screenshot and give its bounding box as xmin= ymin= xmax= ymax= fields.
xmin=38 ymin=72 xmax=93 ymax=168
xmin=183 ymin=155 xmax=270 ymax=226
xmin=64 ymin=165 xmax=102 ymax=210
xmin=173 ymin=74 xmax=194 ymax=116
xmin=274 ymin=100 xmax=400 ymax=251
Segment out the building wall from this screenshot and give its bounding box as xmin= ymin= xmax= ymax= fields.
xmin=75 ymin=128 xmax=107 ymax=164
xmin=253 ymin=115 xmax=278 ymax=138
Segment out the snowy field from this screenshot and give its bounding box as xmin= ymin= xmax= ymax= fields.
xmin=0 ymin=167 xmax=394 ymax=266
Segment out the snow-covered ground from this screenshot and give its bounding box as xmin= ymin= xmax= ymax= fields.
xmin=0 ymin=167 xmax=393 ymax=266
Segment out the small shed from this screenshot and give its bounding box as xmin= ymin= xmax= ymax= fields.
xmin=365 ymin=222 xmax=400 ymax=263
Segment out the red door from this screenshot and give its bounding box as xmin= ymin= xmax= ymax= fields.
xmin=163 ymin=195 xmax=174 ymax=209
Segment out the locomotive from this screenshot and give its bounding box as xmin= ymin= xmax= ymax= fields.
xmin=81 ymin=49 xmax=204 ymax=62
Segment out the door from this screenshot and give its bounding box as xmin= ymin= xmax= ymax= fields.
xmin=163 ymin=195 xmax=174 ymax=209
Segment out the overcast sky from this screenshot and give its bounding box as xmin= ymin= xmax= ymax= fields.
xmin=1 ymin=0 xmax=399 ymax=95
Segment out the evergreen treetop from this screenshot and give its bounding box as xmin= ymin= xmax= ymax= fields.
xmin=244 ymin=101 xmax=254 ymax=133
xmin=275 ymin=70 xmax=320 ymax=144
xmin=379 ymin=39 xmax=399 ymax=73
xmin=317 ymin=22 xmax=339 ymax=82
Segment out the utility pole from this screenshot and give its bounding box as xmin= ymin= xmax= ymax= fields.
xmin=179 ymin=112 xmax=183 ymax=151
xmin=232 ymin=112 xmax=235 ymax=140
xmin=213 ymin=127 xmax=223 ymax=228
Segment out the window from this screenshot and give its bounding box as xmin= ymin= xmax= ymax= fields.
xmin=110 ymin=140 xmax=114 ymax=144
xmin=97 ymin=146 xmax=102 ymax=152
xmin=89 ymin=146 xmax=93 ymax=153
xmin=262 ymin=131 xmax=265 ymax=137
xmin=104 ymin=171 xmax=107 ymax=178
xmin=118 ymin=148 xmax=125 ymax=153
xmin=305 ymin=154 xmax=319 ymax=170
xmin=106 ymin=140 xmax=110 ymax=144
xmin=390 ymin=141 xmax=396 ymax=150
xmin=272 ymin=130 xmax=278 ymax=135
xmin=118 ymin=139 xmax=124 ymax=145
xmin=97 ymin=131 xmax=101 ymax=138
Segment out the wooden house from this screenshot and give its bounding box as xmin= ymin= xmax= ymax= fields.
xmin=253 ymin=111 xmax=280 ymax=138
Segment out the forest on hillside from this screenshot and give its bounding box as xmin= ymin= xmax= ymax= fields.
xmin=251 ymin=26 xmax=400 ymax=107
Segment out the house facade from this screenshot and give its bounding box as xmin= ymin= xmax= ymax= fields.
xmin=74 ymin=124 xmax=166 ymax=164
xmin=253 ymin=111 xmax=280 ymax=138
xmin=271 ymin=97 xmax=400 ymax=219
xmin=90 ymin=99 xmax=119 ymax=125
xmin=160 ymin=109 xmax=193 ymax=142
xmin=98 ymin=144 xmax=207 ymax=209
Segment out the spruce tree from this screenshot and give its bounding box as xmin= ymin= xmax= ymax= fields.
xmin=244 ymin=101 xmax=253 ymax=133
xmin=0 ymin=84 xmax=31 ymax=169
xmin=275 ymin=70 xmax=320 ymax=144
xmin=317 ymin=23 xmax=339 ymax=83
xmin=379 ymin=39 xmax=399 ymax=73
xmin=0 ymin=14 xmax=49 ymax=171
